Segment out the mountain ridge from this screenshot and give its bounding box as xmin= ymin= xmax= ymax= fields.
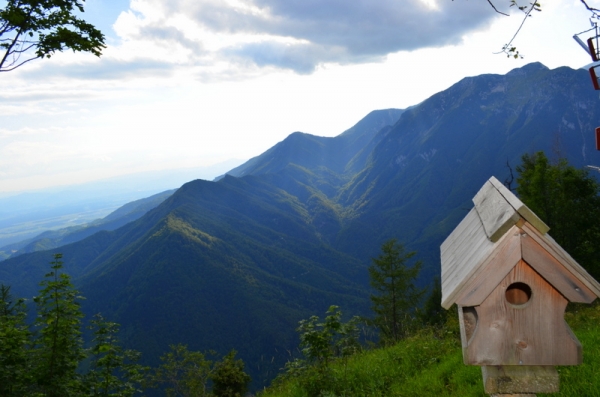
xmin=0 ymin=190 xmax=175 ymax=261
xmin=2 ymin=63 xmax=600 ymax=388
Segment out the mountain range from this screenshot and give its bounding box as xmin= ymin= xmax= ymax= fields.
xmin=2 ymin=62 xmax=600 ymax=387
xmin=0 ymin=159 xmax=243 ymax=248
xmin=0 ymin=190 xmax=175 ymax=260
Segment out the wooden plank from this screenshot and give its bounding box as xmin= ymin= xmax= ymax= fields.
xmin=441 ymin=209 xmax=497 ymax=308
xmin=458 ymin=305 xmax=469 ymax=364
xmin=473 ymin=180 xmax=521 ymax=242
xmin=521 ymin=234 xmax=596 ymax=303
xmin=455 ymin=229 xmax=522 ymax=307
xmin=521 ymin=222 xmax=600 ymax=298
xmin=442 ymin=210 xmax=486 ymax=296
xmin=442 ymin=223 xmax=519 ymax=309
xmin=465 ymin=260 xmax=582 ymax=366
xmin=488 ymin=176 xmax=550 ymax=235
xmin=481 ymin=366 xmax=559 ymax=394
xmin=441 ymin=207 xmax=481 ymax=256
xmin=442 ymin=217 xmax=492 ymax=287
xmin=458 ymin=306 xmax=478 ymax=364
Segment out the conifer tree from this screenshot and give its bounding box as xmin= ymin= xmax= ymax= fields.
xmin=84 ymin=314 xmax=148 ymax=397
xmin=369 ymin=239 xmax=424 ymax=344
xmin=516 ymin=152 xmax=600 ymax=279
xmin=1 ymin=254 xmax=148 ymax=396
xmin=420 ymin=277 xmax=446 ymax=327
xmin=0 ymin=285 xmax=32 ymax=396
xmin=32 ymin=253 xmax=85 ymax=397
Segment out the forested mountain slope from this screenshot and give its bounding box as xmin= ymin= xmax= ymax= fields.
xmin=2 ymin=62 xmax=600 ymax=387
xmin=0 ymin=190 xmax=175 ymax=260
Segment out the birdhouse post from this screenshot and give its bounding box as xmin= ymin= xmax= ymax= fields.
xmin=441 ymin=176 xmax=600 ymax=396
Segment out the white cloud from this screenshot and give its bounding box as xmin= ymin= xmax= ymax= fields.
xmin=0 ymin=0 xmax=597 ymax=193
xmin=10 ymin=0 xmax=508 ymax=83
xmin=122 ymin=0 xmax=500 ymax=74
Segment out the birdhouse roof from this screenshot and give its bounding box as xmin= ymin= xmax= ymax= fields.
xmin=441 ymin=176 xmax=600 ymax=309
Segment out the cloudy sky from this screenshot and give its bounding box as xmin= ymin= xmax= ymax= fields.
xmin=0 ymin=0 xmax=597 ymax=193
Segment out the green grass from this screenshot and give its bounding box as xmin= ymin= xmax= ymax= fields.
xmin=261 ymin=303 xmax=600 ymax=397
xmin=542 ymin=304 xmax=600 ymax=397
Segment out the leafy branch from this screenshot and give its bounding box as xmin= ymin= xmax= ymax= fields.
xmin=0 ymin=0 xmax=105 ymax=72
xmin=496 ymin=1 xmax=542 ymax=59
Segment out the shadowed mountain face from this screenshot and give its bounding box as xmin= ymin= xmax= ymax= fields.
xmin=2 ymin=63 xmax=600 ymax=388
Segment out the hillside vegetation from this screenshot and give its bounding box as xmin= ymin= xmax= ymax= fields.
xmin=261 ymin=303 xmax=600 ymax=397
xmin=3 ymin=63 xmax=600 ymax=387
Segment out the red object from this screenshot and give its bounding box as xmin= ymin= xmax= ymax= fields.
xmin=590 ymin=66 xmax=600 ymax=90
xmin=596 ymin=127 xmax=600 ymax=151
xmin=588 ymin=38 xmax=599 ymax=61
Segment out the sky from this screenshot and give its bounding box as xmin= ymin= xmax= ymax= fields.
xmin=0 ymin=0 xmax=598 ymax=194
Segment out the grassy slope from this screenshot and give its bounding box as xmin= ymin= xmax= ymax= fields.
xmin=261 ymin=303 xmax=600 ymax=397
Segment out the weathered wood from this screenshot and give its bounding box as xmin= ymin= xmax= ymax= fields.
xmin=455 ymin=229 xmax=522 ymax=307
xmin=521 ymin=222 xmax=600 ymax=298
xmin=488 ymin=176 xmax=549 ymax=235
xmin=441 ymin=208 xmax=497 ymax=308
xmin=458 ymin=306 xmax=478 ymax=364
xmin=473 ymin=180 xmax=522 ymax=242
xmin=441 ymin=207 xmax=487 ymax=259
xmin=442 ymin=216 xmax=600 ymax=309
xmin=521 ymin=233 xmax=596 ymax=303
xmin=482 ymin=366 xmax=559 ymax=394
xmin=465 ymin=260 xmax=581 ymax=366
xmin=443 ymin=176 xmax=561 ymax=310
xmin=442 ymin=176 xmax=599 ymax=393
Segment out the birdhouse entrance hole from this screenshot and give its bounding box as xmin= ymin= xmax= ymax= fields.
xmin=506 ymin=282 xmax=532 ymax=306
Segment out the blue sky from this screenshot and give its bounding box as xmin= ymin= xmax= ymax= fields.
xmin=83 ymin=0 xmax=131 ymax=39
xmin=0 ymin=0 xmax=598 ymax=193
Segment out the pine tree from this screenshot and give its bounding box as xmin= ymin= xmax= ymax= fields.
xmin=84 ymin=314 xmax=148 ymax=397
xmin=516 ymin=152 xmax=600 ymax=279
xmin=32 ymin=253 xmax=86 ymax=397
xmin=0 ymin=285 xmax=32 ymax=396
xmin=420 ymin=277 xmax=446 ymax=327
xmin=1 ymin=254 xmax=148 ymax=396
xmin=369 ymin=239 xmax=424 ymax=344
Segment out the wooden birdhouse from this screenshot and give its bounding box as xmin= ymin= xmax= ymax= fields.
xmin=441 ymin=176 xmax=600 ymax=370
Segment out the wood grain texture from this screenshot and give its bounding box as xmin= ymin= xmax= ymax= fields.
xmin=488 ymin=176 xmax=550 ymax=235
xmin=456 ymin=230 xmax=522 ymax=307
xmin=441 ymin=208 xmax=496 ymax=308
xmin=521 ymin=222 xmax=600 ymax=299
xmin=441 ymin=177 xmax=600 ymax=311
xmin=473 ymin=180 xmax=521 ymax=242
xmin=465 ymin=260 xmax=582 ymax=366
xmin=459 ymin=306 xmax=478 ymax=364
xmin=521 ymin=234 xmax=596 ymax=303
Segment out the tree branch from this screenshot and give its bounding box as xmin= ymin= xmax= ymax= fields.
xmin=0 ymin=27 xmax=24 ymax=71
xmin=487 ymin=0 xmax=510 ymax=16
xmin=495 ymin=1 xmax=541 ymax=58
xmin=0 ymin=0 xmax=105 ymax=73
xmin=12 ymin=43 xmax=36 ymax=54
xmin=580 ymin=0 xmax=600 ymax=16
